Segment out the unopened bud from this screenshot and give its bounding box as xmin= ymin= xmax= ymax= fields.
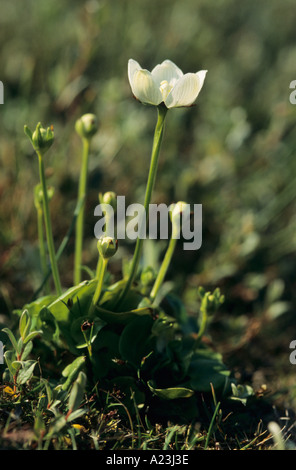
xmin=75 ymin=113 xmax=98 ymax=139
xmin=97 ymin=236 xmax=118 ymax=260
xmin=31 ymin=123 xmax=54 ymax=154
xmin=169 ymin=201 xmax=189 ymax=238
xmin=100 ymin=191 xmax=117 ymax=212
xmin=200 ymin=288 xmax=224 ymax=316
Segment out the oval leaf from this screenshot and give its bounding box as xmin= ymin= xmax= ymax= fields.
xmin=147 ymin=381 xmax=194 ymax=399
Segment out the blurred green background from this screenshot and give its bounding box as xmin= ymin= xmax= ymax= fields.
xmin=1 ymin=0 xmax=296 ymax=407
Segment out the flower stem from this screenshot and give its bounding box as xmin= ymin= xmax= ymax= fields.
xmin=149 ymin=236 xmax=177 ymax=303
xmin=195 ymin=303 xmax=208 ymax=343
xmin=74 ymin=137 xmax=90 ymax=285
xmin=95 ymin=211 xmax=113 ymax=279
xmin=89 ymin=257 xmax=108 ymax=317
xmin=36 ymin=206 xmax=50 ymax=294
xmin=115 ymin=105 xmax=168 ymax=309
xmin=37 ymin=151 xmax=62 ymax=296
xmin=31 ymin=196 xmax=84 ymax=301
xmin=95 ymin=256 xmax=103 ymax=279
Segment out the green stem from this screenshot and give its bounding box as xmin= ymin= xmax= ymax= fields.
xmin=37 ymin=206 xmax=50 ymax=294
xmin=95 ymin=213 xmax=112 ymax=279
xmin=82 ymin=324 xmax=94 ymax=358
xmin=95 ymin=256 xmax=103 ymax=279
xmin=31 ymin=196 xmax=84 ymax=301
xmin=195 ymin=306 xmax=208 ymax=343
xmin=90 ymin=258 xmax=108 ymax=316
xmin=37 ymin=151 xmax=62 ymax=296
xmin=149 ymin=236 xmax=177 ymax=303
xmin=116 ymin=105 xmax=168 ymax=308
xmin=74 ymin=137 xmax=90 ymax=285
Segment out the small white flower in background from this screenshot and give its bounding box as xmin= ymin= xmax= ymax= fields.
xmin=128 ymin=59 xmax=207 ymax=108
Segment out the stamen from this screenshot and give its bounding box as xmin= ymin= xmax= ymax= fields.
xmin=159 ymin=80 xmax=172 ymax=101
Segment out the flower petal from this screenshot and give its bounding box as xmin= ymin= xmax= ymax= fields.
xmin=151 ymin=60 xmax=183 ymax=87
xmin=130 ymin=69 xmax=162 ymax=105
xmin=196 ymin=70 xmax=207 ymax=91
xmin=165 ymin=70 xmax=207 ymax=108
xmin=128 ymin=59 xmax=142 ymax=85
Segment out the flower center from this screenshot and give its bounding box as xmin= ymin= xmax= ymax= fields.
xmin=159 ymin=80 xmax=172 ymax=101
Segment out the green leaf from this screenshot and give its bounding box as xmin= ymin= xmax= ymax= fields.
xmin=23 ymin=330 xmax=43 ymax=344
xmin=229 ymin=383 xmax=254 ymax=405
xmin=19 ymin=310 xmax=31 ymax=340
xmin=66 ymin=409 xmax=86 ymax=422
xmin=2 ymin=328 xmax=18 ymax=352
xmin=91 ymin=330 xmax=121 ymax=380
xmin=147 ymin=381 xmax=194 ymax=400
xmin=266 ymin=301 xmax=290 ymax=320
xmin=165 ymin=339 xmax=194 ymax=380
xmin=188 ymin=349 xmax=230 ymax=393
xmin=17 ymin=337 xmax=24 ymax=356
xmin=100 ymin=279 xmax=143 ymax=311
xmin=11 ymin=360 xmax=23 ymax=371
xmin=21 ymin=341 xmax=33 ymax=360
xmin=16 ymin=360 xmax=37 ymax=385
xmin=18 ymin=295 xmax=57 ymax=317
xmin=40 ymin=378 xmax=53 ymax=405
xmin=47 ymin=415 xmax=67 ymax=437
xmin=95 ymin=304 xmax=153 ymax=325
xmin=92 ymin=329 xmax=120 ymax=353
xmin=265 ymin=279 xmax=285 ymax=305
xmin=3 ymin=350 xmax=16 ymax=376
xmin=24 ymin=124 xmax=33 ymax=142
xmin=48 ymin=280 xmax=97 ymax=322
xmin=68 ymin=371 xmax=87 ymax=414
xmin=37 ymin=307 xmax=60 ymax=343
xmin=62 ymin=356 xmax=86 ymax=391
xmin=119 ymin=316 xmax=154 ymax=369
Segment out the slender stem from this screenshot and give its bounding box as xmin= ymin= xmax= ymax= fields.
xmin=115 ymin=105 xmax=168 ymax=308
xmin=37 ymin=151 xmax=62 ymax=296
xmin=95 ymin=256 xmax=103 ymax=279
xmin=195 ymin=305 xmax=208 ymax=343
xmin=37 ymin=206 xmax=50 ymax=294
xmin=74 ymin=137 xmax=90 ymax=285
xmin=89 ymin=258 xmax=108 ymax=317
xmin=95 ymin=212 xmax=112 ymax=279
xmin=82 ymin=325 xmax=93 ymax=358
xmin=31 ymin=196 xmax=84 ymax=301
xmin=149 ymin=236 xmax=177 ymax=303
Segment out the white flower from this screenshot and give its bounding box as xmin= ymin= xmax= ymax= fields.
xmin=128 ymin=59 xmax=207 ymax=109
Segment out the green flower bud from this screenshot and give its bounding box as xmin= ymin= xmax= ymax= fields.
xmin=75 ymin=113 xmax=98 ymax=139
xmin=100 ymin=191 xmax=117 ymax=211
xmin=97 ymin=236 xmax=118 ymax=260
xmin=199 ymin=287 xmax=224 ymax=316
xmin=31 ymin=122 xmax=55 ymax=154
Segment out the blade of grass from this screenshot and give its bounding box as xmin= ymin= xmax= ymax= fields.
xmin=204 ymin=401 xmax=221 ymax=450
